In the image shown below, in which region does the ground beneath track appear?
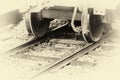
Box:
[0,18,120,80]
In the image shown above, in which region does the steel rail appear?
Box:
[30,31,113,80]
[0,36,49,56]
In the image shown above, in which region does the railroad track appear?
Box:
[1,25,113,80]
[30,31,112,80]
[1,25,82,55]
[0,28,56,56]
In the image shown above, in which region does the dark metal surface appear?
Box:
[25,12,52,38]
[42,9,81,20]
[85,15,105,42]
[41,6,93,20]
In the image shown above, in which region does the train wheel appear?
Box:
[25,12,51,38]
[85,15,105,42]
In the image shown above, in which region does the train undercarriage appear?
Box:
[25,1,115,43]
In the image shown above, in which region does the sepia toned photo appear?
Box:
[0,0,120,80]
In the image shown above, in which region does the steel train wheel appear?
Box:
[85,15,105,42]
[25,12,51,38]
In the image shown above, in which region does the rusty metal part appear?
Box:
[41,6,82,20]
[25,12,51,38]
[40,6,93,20]
[86,15,104,42]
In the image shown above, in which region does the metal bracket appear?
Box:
[93,8,105,15]
[81,0,89,42]
[71,6,81,33]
